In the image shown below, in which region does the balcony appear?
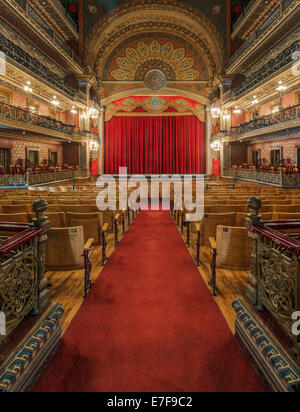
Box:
[35,0,79,35]
[233,40,300,98]
[0,33,76,97]
[228,104,300,141]
[232,0,260,38]
[0,102,98,142]
[1,0,82,72]
[227,0,299,73]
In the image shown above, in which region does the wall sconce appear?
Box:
[210,140,222,151]
[52,96,59,106]
[233,108,241,114]
[89,108,99,119]
[89,141,99,151]
[24,81,32,93]
[71,106,77,114]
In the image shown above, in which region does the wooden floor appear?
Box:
[47,212,246,336]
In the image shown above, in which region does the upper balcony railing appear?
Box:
[0,33,76,97]
[13,0,81,67]
[230,104,300,138]
[0,102,99,141]
[232,0,257,33]
[49,0,78,32]
[0,102,76,134]
[227,0,295,69]
[233,39,300,97]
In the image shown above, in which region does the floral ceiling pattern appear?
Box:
[111,40,200,82]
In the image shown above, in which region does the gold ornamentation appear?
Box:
[0,240,38,346]
[105,96,205,122]
[111,41,200,81]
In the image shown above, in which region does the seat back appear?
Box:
[272,205,300,213]
[236,212,273,227]
[214,204,243,213]
[2,204,29,214]
[29,211,66,228]
[216,226,250,270]
[0,213,29,223]
[66,212,103,244]
[201,213,236,246]
[46,226,85,270]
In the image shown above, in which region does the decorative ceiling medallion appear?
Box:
[111,41,200,82]
[144,70,167,91]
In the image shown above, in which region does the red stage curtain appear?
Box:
[105,115,206,174]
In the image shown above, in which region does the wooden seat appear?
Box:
[29,211,66,228]
[272,205,300,213]
[273,212,300,220]
[214,204,243,213]
[214,226,250,270]
[65,212,104,245]
[60,204,96,213]
[46,226,86,270]
[2,204,29,214]
[236,212,273,227]
[197,212,236,247]
[0,213,29,223]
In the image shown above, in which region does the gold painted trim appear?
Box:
[115,112,194,117]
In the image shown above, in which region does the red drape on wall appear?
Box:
[105,115,206,174]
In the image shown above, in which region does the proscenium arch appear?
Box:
[100,87,210,107]
[85,0,225,81]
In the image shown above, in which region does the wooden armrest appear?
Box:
[209,237,216,249]
[102,223,108,233]
[114,213,120,221]
[195,223,201,232]
[84,238,94,250]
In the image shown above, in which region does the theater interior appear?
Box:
[0,0,300,394]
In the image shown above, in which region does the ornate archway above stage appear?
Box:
[104,96,206,123]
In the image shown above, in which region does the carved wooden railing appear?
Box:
[0,200,51,347]
[231,104,300,137]
[246,197,300,361]
[0,102,76,135]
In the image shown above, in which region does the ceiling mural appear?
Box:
[110,40,201,82]
[85,1,225,83]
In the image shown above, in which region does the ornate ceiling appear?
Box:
[84,0,225,93]
[110,40,202,82]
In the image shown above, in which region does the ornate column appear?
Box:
[99,106,105,176]
[245,196,262,307]
[206,105,212,176]
[32,199,51,314]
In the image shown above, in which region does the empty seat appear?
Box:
[214,204,243,213]
[66,212,104,245]
[0,213,29,223]
[29,211,66,228]
[46,226,85,270]
[2,204,29,214]
[198,213,236,246]
[215,226,250,270]
[272,205,300,213]
[236,212,273,227]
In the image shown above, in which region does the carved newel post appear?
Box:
[32,199,51,314]
[245,196,262,307]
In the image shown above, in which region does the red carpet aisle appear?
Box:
[33,212,264,392]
